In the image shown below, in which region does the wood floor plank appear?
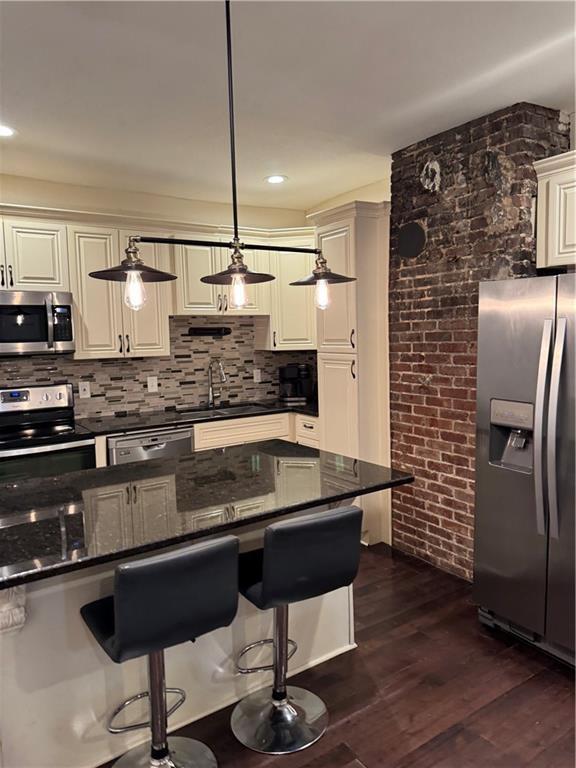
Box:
[99,545,574,768]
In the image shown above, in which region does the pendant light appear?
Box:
[91,0,354,311]
[89,239,176,311]
[290,254,355,310]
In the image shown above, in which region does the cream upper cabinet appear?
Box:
[119,232,171,357]
[68,225,123,359]
[2,218,70,291]
[318,353,359,458]
[172,238,224,315]
[254,238,316,350]
[315,221,357,354]
[535,151,576,268]
[131,475,178,544]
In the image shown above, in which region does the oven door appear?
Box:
[0,439,96,482]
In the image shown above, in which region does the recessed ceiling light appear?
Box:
[266,175,288,185]
[0,125,16,138]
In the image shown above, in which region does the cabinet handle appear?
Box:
[133,485,137,503]
[273,331,277,348]
[118,334,123,354]
[223,294,228,312]
[351,360,356,379]
[8,265,13,287]
[217,294,222,312]
[303,423,314,430]
[350,328,356,349]
[126,334,131,354]
[0,265,4,287]
[126,486,130,504]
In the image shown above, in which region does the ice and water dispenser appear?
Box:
[489,399,534,473]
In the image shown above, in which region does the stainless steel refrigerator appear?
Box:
[474,274,575,664]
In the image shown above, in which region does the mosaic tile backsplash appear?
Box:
[0,316,317,418]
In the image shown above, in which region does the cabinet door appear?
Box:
[120,233,171,357]
[68,225,123,359]
[276,458,321,506]
[194,413,291,450]
[3,218,69,291]
[318,353,359,457]
[269,250,316,350]
[173,239,224,315]
[82,484,132,555]
[316,223,357,354]
[222,247,271,316]
[131,475,178,544]
[538,168,576,268]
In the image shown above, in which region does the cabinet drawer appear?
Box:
[295,414,320,447]
[194,414,291,451]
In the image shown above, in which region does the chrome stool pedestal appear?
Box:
[231,605,328,754]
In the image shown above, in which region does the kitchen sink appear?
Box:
[213,404,267,416]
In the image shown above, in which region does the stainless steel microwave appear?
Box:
[0,291,75,355]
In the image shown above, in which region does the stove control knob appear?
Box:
[42,393,51,401]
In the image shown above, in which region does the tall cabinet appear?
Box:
[309,202,391,544]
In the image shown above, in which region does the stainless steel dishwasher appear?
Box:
[107,427,194,465]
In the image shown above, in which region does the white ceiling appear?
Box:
[0,1,574,210]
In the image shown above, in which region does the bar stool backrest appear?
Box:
[111,536,239,661]
[261,506,363,607]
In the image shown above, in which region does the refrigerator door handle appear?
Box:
[534,319,553,536]
[546,317,567,540]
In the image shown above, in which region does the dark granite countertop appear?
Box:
[78,401,319,436]
[0,440,412,589]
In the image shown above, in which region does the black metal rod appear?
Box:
[225,0,239,242]
[137,235,320,255]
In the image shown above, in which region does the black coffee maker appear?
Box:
[278,364,315,405]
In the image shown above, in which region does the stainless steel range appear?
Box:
[0,384,95,481]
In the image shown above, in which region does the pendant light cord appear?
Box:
[225,0,240,243]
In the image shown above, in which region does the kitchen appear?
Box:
[0,2,575,768]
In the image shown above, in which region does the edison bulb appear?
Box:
[314,279,330,310]
[230,274,248,309]
[124,271,146,311]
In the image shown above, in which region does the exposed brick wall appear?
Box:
[389,103,570,580]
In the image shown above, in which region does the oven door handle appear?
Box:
[45,294,55,349]
[0,439,95,458]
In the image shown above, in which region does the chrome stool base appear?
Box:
[108,688,186,734]
[230,685,328,755]
[111,737,217,768]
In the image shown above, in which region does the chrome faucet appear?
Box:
[208,358,227,408]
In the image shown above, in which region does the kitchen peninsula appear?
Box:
[0,440,412,768]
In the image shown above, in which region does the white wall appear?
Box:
[0,174,307,229]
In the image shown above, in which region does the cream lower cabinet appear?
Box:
[131,475,178,543]
[275,457,321,506]
[194,413,291,451]
[2,218,70,292]
[68,225,171,359]
[318,354,359,458]
[294,414,320,448]
[535,150,576,268]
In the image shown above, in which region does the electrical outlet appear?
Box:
[253,368,262,383]
[147,376,159,393]
[78,381,91,399]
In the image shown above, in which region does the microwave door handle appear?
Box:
[547,317,566,540]
[534,319,553,536]
[45,294,55,349]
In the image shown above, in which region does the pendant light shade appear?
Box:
[200,248,274,286]
[89,240,176,311]
[290,254,356,310]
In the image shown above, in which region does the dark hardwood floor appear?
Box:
[102,545,575,768]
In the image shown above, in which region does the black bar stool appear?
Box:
[230,506,363,755]
[81,536,239,768]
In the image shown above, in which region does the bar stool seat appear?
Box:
[82,536,239,768]
[230,506,363,755]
